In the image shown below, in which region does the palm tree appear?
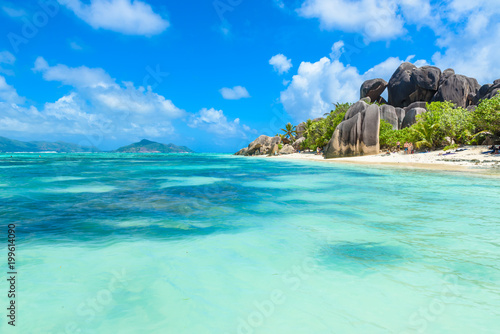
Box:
[413,121,439,149]
[302,119,313,138]
[281,123,297,141]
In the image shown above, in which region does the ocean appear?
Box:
[0,153,499,333]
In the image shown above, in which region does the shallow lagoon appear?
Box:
[0,153,499,333]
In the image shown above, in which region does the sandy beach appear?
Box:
[260,145,500,174]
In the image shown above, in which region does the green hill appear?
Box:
[114,139,194,153]
[0,136,99,153]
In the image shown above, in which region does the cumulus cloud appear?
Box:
[280,42,425,121]
[219,86,250,100]
[34,57,116,89]
[58,0,169,36]
[431,1,500,83]
[0,58,185,143]
[296,0,500,82]
[269,54,293,74]
[0,76,24,104]
[188,108,254,138]
[297,0,406,41]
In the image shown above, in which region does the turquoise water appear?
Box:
[0,153,499,334]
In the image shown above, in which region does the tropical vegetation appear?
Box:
[380,92,500,150]
[281,91,499,153]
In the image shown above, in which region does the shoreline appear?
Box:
[251,145,500,176]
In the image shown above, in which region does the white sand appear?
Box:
[257,145,500,174]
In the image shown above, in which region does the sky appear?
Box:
[0,0,499,152]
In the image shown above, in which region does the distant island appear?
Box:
[114,139,194,153]
[0,136,99,153]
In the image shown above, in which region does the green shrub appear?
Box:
[379,121,415,148]
[443,144,459,151]
[302,102,350,150]
[473,92,500,135]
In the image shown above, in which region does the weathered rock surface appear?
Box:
[324,102,380,158]
[404,101,427,112]
[388,63,443,107]
[238,135,281,156]
[360,78,387,102]
[296,122,306,138]
[388,62,417,107]
[475,80,500,103]
[279,144,295,155]
[409,66,441,102]
[402,107,426,129]
[293,137,305,150]
[433,74,480,108]
[344,100,370,120]
[380,105,398,130]
[235,147,248,156]
[395,107,405,130]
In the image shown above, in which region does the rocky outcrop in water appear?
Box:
[235,135,284,156]
[324,100,380,158]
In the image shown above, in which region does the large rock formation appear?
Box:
[236,64,500,158]
[388,63,442,107]
[296,122,306,138]
[410,66,441,102]
[433,74,480,108]
[380,105,398,130]
[395,107,405,130]
[388,62,417,107]
[293,137,305,150]
[235,135,281,156]
[360,78,387,103]
[475,79,500,104]
[324,101,380,158]
[402,107,427,129]
[279,144,295,155]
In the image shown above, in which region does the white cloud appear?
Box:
[219,86,250,100]
[33,57,116,89]
[188,108,254,138]
[269,54,293,74]
[297,0,406,41]
[431,1,500,83]
[0,51,15,65]
[296,0,500,83]
[0,58,185,141]
[280,42,425,121]
[58,0,169,36]
[0,76,24,104]
[274,0,285,9]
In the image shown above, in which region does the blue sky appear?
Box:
[0,0,499,152]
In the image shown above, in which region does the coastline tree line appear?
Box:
[281,92,500,152]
